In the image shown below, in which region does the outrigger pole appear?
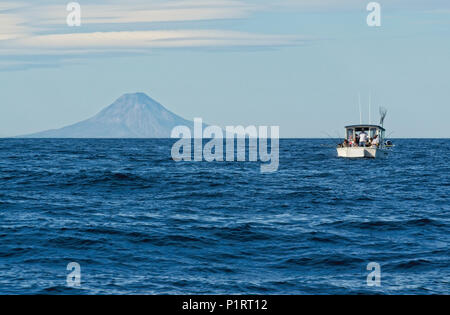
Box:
[358,93,362,124]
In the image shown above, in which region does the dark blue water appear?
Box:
[0,139,448,294]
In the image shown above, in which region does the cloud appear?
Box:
[30,0,257,25]
[249,0,450,12]
[6,30,302,54]
[0,2,26,11]
[0,0,304,61]
[0,13,30,41]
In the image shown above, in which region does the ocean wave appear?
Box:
[0,138,449,294]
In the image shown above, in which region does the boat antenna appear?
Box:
[379,106,388,127]
[369,92,372,125]
[358,93,362,124]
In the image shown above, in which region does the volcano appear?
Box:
[23,93,193,138]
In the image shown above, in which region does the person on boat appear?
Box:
[371,135,380,147]
[359,130,368,147]
[342,139,349,147]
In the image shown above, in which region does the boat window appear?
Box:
[370,128,377,138]
[346,129,354,139]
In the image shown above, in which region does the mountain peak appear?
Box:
[109,92,162,110]
[22,92,192,138]
[117,92,153,103]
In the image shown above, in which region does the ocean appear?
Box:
[0,139,448,294]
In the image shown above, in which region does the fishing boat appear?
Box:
[336,107,389,159]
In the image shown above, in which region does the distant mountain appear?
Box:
[22,93,194,138]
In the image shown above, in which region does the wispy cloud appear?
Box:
[259,0,450,11]
[2,0,447,58]
[0,2,26,11]
[0,0,306,68]
[31,0,257,25]
[0,13,30,41]
[11,30,301,52]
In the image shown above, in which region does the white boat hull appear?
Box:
[336,147,387,158]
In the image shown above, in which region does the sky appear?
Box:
[0,0,449,138]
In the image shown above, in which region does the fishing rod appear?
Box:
[321,131,341,147]
[334,130,344,141]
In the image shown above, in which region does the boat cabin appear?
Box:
[345,124,385,142]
